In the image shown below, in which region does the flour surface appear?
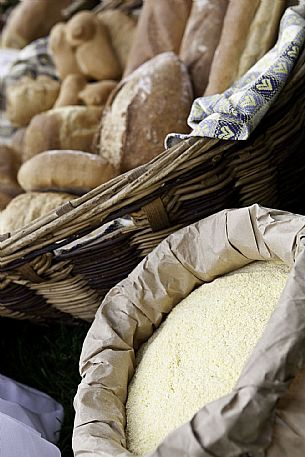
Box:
[126,261,290,455]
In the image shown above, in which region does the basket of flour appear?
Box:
[126,260,290,455]
[73,204,305,457]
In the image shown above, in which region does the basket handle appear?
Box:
[142,197,170,232]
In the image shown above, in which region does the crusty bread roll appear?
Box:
[79,80,117,106]
[205,0,260,95]
[10,128,26,163]
[66,10,95,47]
[0,192,74,235]
[18,150,119,195]
[66,11,121,81]
[237,0,285,78]
[2,0,72,49]
[54,74,87,108]
[99,52,192,172]
[180,0,228,97]
[98,10,137,71]
[124,0,192,76]
[0,145,22,197]
[49,23,83,80]
[23,106,103,161]
[6,76,60,127]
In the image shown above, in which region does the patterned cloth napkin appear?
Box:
[166,4,305,148]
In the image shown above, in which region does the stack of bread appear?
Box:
[0,6,138,234]
[0,0,287,235]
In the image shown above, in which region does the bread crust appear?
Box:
[6,76,60,127]
[2,0,71,49]
[18,150,118,194]
[237,0,285,78]
[205,0,260,95]
[0,192,74,234]
[124,0,192,76]
[23,106,103,161]
[98,10,137,71]
[180,0,228,97]
[99,52,193,172]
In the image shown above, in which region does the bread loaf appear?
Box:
[98,10,137,71]
[0,192,74,234]
[180,0,228,97]
[66,11,121,81]
[6,75,60,127]
[126,261,289,455]
[124,0,192,76]
[205,0,260,95]
[0,145,22,197]
[99,52,192,172]
[54,74,87,108]
[2,0,71,49]
[49,23,83,80]
[18,150,119,195]
[10,128,26,162]
[237,0,285,78]
[79,80,117,106]
[23,106,103,161]
[0,144,23,210]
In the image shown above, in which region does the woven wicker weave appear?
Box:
[1,44,305,322]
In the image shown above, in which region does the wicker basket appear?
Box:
[1,44,305,322]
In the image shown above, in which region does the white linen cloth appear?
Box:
[0,373,63,457]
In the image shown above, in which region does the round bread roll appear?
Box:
[99,52,193,172]
[10,128,27,163]
[18,150,119,195]
[23,106,103,161]
[54,74,87,108]
[49,22,83,80]
[0,145,22,197]
[79,80,117,106]
[6,75,60,127]
[66,11,121,81]
[66,11,95,47]
[126,261,290,455]
[0,192,74,235]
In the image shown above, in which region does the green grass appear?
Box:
[0,317,90,457]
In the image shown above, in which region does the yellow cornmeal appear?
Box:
[126,261,290,455]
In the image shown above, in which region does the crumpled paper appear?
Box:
[166,3,305,147]
[73,204,305,456]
